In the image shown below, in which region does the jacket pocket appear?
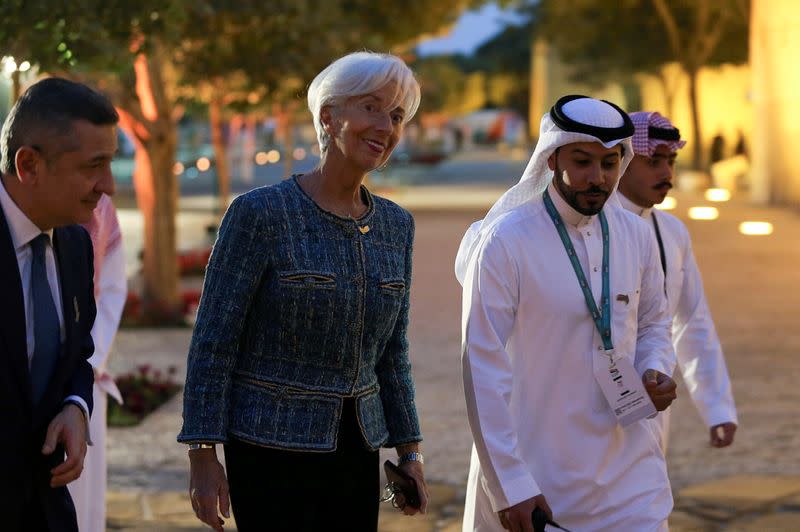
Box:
[278,271,336,289]
[356,388,389,450]
[273,270,344,368]
[228,377,341,450]
[379,279,406,295]
[374,278,406,339]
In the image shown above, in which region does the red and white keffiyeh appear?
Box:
[82,194,122,297]
[630,111,686,157]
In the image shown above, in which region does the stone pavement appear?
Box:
[105,187,800,530]
[106,476,800,531]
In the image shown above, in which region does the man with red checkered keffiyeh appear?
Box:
[615,111,738,453]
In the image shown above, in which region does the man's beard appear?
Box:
[553,166,610,216]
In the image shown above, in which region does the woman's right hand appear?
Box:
[189,448,231,532]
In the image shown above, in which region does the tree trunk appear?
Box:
[116,48,182,323]
[529,37,549,142]
[273,101,298,178]
[243,115,257,184]
[656,68,677,119]
[209,96,231,219]
[132,124,181,322]
[11,69,21,102]
[687,68,703,170]
[283,114,294,178]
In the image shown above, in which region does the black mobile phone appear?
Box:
[532,507,573,532]
[383,460,421,509]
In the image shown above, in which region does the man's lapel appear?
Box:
[0,208,32,401]
[53,227,80,359]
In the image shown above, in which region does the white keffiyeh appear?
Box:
[455,97,636,284]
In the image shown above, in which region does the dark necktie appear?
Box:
[29,234,61,404]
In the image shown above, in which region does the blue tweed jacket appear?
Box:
[178,176,421,451]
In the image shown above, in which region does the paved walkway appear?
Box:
[105,187,800,530]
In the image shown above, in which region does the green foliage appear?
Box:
[471,21,533,75]
[411,8,534,118]
[533,0,750,168]
[534,0,669,87]
[413,55,470,114]
[0,1,471,110]
[0,1,189,74]
[166,0,473,117]
[533,0,749,87]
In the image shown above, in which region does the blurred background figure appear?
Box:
[69,193,127,531]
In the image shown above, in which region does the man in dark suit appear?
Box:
[0,78,118,531]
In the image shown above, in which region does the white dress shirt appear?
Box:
[69,225,126,532]
[0,179,91,419]
[460,183,675,532]
[616,192,737,447]
[88,243,126,370]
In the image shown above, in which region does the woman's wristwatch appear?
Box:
[398,451,424,464]
[187,442,216,452]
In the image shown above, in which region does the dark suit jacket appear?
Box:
[0,208,96,531]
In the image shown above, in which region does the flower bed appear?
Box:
[178,248,212,276]
[122,290,202,326]
[120,246,209,327]
[107,364,182,427]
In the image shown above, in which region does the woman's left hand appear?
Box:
[398,460,429,515]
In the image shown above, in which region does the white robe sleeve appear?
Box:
[633,226,676,377]
[461,230,541,513]
[672,228,737,427]
[88,244,127,376]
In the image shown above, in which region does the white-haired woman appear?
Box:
[179,51,428,531]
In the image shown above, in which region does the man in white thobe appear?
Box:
[68,194,127,532]
[615,111,737,452]
[456,96,677,532]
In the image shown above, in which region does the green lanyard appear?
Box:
[543,188,613,353]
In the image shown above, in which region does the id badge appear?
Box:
[594,353,657,427]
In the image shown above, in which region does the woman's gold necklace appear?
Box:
[303,172,367,218]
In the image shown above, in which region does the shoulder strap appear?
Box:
[651,211,667,293]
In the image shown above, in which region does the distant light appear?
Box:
[654,197,677,210]
[255,151,269,165]
[739,221,773,236]
[293,147,306,160]
[310,144,321,157]
[688,206,719,220]
[19,61,31,72]
[196,157,211,172]
[267,150,281,163]
[705,188,731,202]
[2,57,17,75]
[185,167,199,179]
[173,162,185,175]
[247,92,260,104]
